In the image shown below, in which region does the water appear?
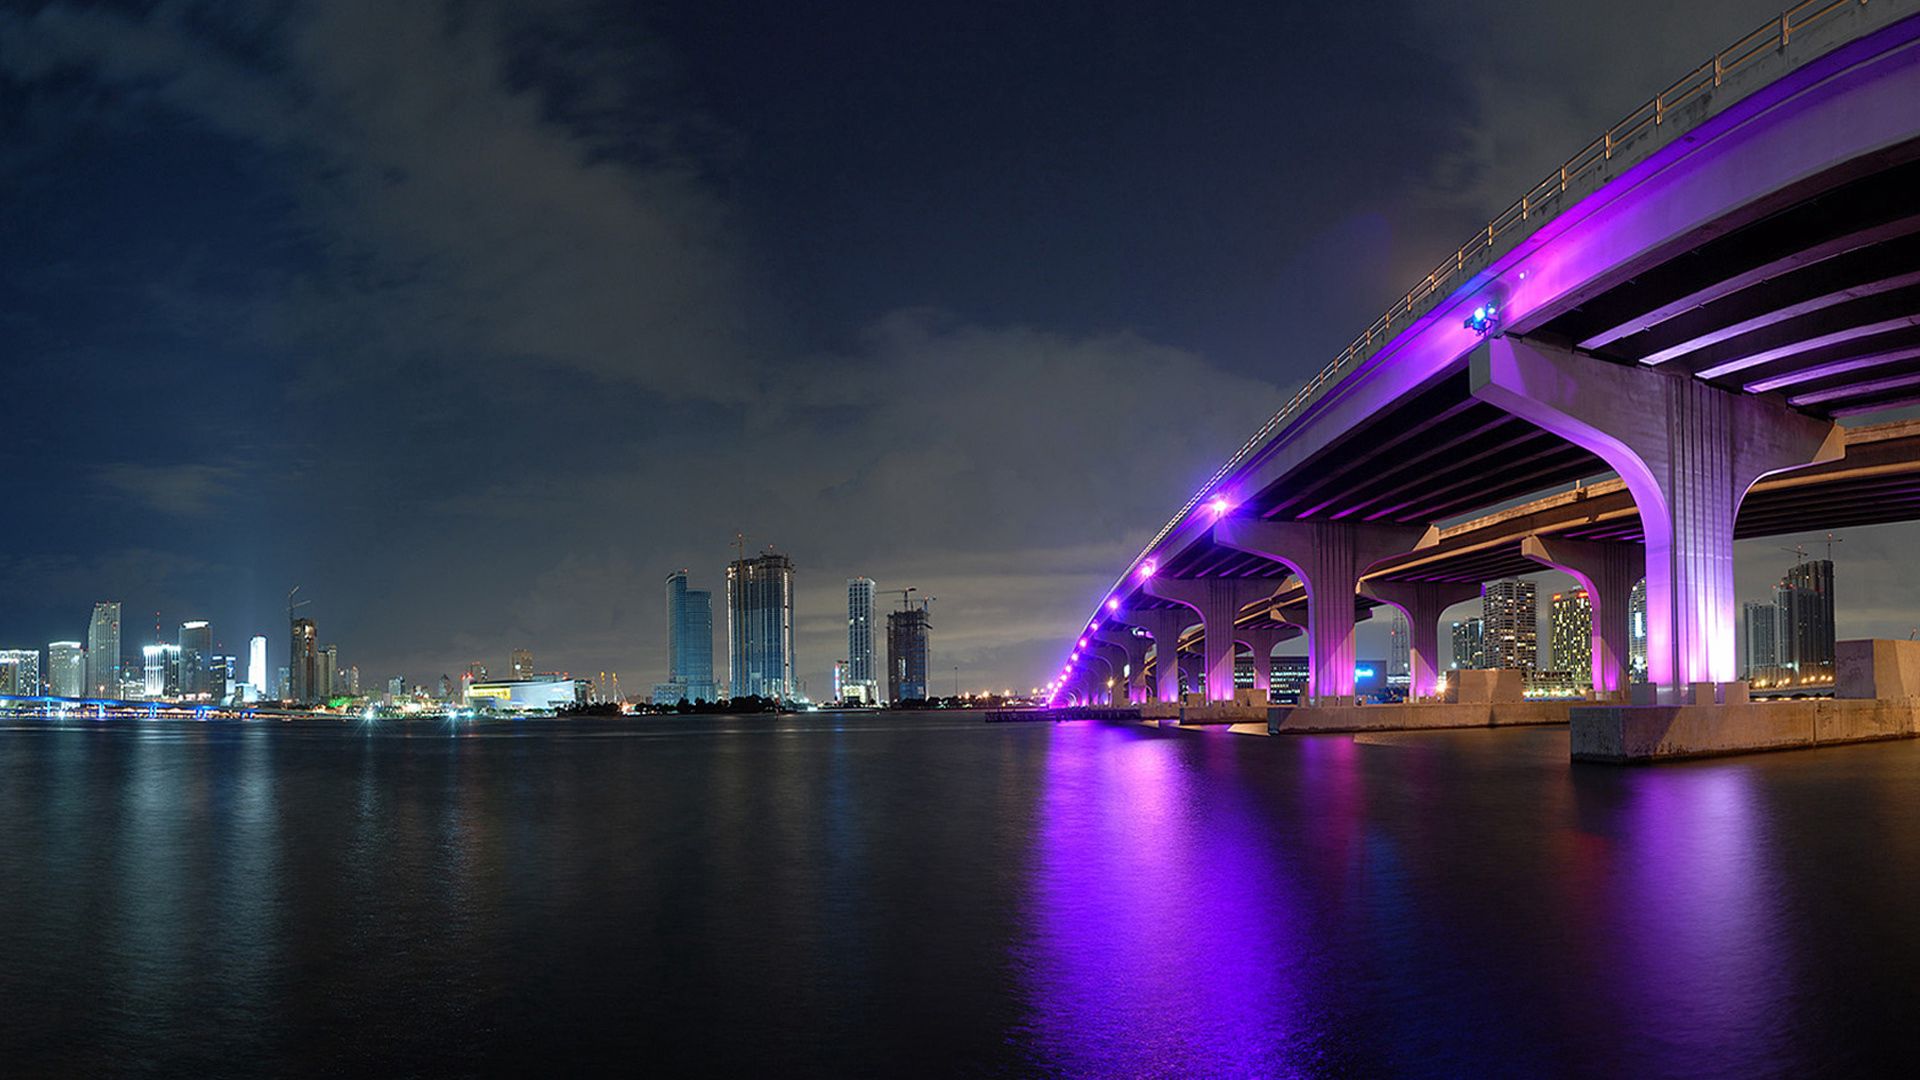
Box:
[1,714,1917,1077]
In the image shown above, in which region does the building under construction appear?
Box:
[887,606,931,702]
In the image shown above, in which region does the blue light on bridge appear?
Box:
[1463,301,1500,335]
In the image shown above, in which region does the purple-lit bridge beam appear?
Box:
[1521,535,1643,695]
[1356,580,1483,700]
[1141,577,1282,703]
[1094,629,1150,703]
[1087,642,1131,705]
[1214,519,1425,704]
[1472,337,1842,695]
[1233,625,1296,698]
[1112,605,1193,704]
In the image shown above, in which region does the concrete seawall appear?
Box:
[1268,701,1572,734]
[1571,698,1920,762]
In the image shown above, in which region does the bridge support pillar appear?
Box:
[1357,580,1484,699]
[1095,630,1151,704]
[1522,534,1643,694]
[1142,578,1284,703]
[1115,606,1193,703]
[1234,625,1295,697]
[1473,337,1841,698]
[1088,642,1131,705]
[1215,519,1425,703]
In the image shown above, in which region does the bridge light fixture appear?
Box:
[1139,560,1157,580]
[1463,301,1500,335]
[1208,494,1233,516]
[1106,597,1120,612]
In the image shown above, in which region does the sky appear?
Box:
[5,0,1905,695]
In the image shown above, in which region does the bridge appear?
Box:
[1051,0,1920,755]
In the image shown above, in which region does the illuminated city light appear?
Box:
[1106,597,1120,612]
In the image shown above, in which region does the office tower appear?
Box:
[347,665,360,696]
[665,570,716,702]
[0,649,40,695]
[1387,611,1410,678]
[1482,579,1538,670]
[87,601,122,698]
[290,618,317,704]
[511,649,534,680]
[1549,589,1592,685]
[1742,601,1779,678]
[886,606,932,702]
[726,550,796,701]
[1450,617,1486,670]
[248,635,268,698]
[209,655,232,704]
[143,644,179,699]
[319,644,338,701]
[847,577,877,701]
[48,641,85,698]
[178,620,212,698]
[276,667,290,701]
[1629,578,1648,682]
[1775,558,1836,678]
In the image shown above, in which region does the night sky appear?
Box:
[5,0,1908,695]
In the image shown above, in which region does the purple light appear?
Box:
[1139,560,1157,580]
[1077,637,1087,648]
[1106,597,1120,612]
[1208,494,1233,516]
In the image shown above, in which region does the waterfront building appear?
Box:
[511,649,533,680]
[248,635,268,698]
[142,643,180,699]
[179,620,212,699]
[1387,611,1410,678]
[1742,601,1780,678]
[466,676,589,712]
[1482,579,1538,670]
[727,550,796,701]
[1549,589,1592,687]
[0,649,40,695]
[290,618,317,704]
[664,570,716,702]
[210,655,233,704]
[88,601,122,698]
[319,644,338,701]
[846,577,878,702]
[48,641,85,698]
[886,607,931,702]
[1776,558,1836,678]
[1449,617,1486,670]
[1629,579,1648,682]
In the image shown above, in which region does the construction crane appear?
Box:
[1780,533,1843,563]
[884,587,934,612]
[287,585,311,624]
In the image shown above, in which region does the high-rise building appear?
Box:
[1450,618,1486,670]
[87,601,122,698]
[664,571,716,702]
[290,618,317,704]
[846,577,878,702]
[1482,579,1538,670]
[319,644,338,702]
[0,649,40,695]
[178,620,212,698]
[48,641,85,698]
[1549,589,1592,686]
[886,606,932,702]
[1387,611,1410,678]
[248,635,268,698]
[1742,601,1779,678]
[1629,578,1648,682]
[209,655,233,704]
[1776,558,1836,678]
[142,643,180,699]
[511,648,534,680]
[727,551,796,701]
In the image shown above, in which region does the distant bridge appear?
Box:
[1058,0,1920,707]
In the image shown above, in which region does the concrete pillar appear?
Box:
[1115,606,1193,703]
[1233,625,1296,696]
[1095,629,1150,703]
[1357,580,1483,700]
[1178,652,1203,699]
[1521,534,1643,694]
[1214,519,1425,703]
[1088,642,1130,705]
[1141,577,1282,703]
[1473,337,1841,695]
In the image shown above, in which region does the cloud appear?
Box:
[94,463,243,517]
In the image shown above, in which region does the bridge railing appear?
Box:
[1116,0,1890,582]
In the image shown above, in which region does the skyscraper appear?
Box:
[1549,589,1592,685]
[48,641,85,698]
[664,570,716,702]
[179,620,212,698]
[87,601,122,698]
[727,550,796,701]
[1482,579,1538,671]
[290,618,317,704]
[143,643,180,699]
[1776,558,1836,678]
[886,606,932,702]
[1742,601,1779,678]
[847,577,877,702]
[319,644,338,701]
[248,635,268,698]
[1387,611,1410,678]
[511,648,534,680]
[1629,578,1648,682]
[1450,618,1486,670]
[0,649,40,695]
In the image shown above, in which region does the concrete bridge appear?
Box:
[1054,0,1920,754]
